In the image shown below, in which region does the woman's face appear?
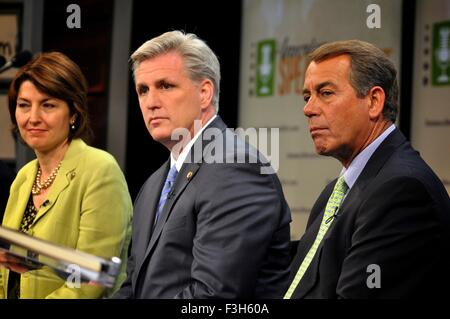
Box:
[15,80,75,154]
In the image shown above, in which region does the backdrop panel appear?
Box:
[239,0,402,238]
[411,0,450,195]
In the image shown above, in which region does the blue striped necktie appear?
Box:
[154,165,178,225]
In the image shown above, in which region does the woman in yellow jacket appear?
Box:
[0,52,132,299]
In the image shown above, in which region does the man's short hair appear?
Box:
[308,40,398,122]
[130,30,221,112]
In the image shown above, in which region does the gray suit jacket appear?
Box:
[114,116,291,298]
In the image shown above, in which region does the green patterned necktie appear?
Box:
[284,175,348,299]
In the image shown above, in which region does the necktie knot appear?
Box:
[334,174,348,196]
[166,165,178,186]
[154,165,178,225]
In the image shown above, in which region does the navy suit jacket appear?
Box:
[288,128,450,298]
[114,116,292,298]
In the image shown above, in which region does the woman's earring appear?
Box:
[70,121,75,130]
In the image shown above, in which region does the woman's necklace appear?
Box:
[31,162,62,195]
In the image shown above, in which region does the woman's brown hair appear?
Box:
[8,51,92,142]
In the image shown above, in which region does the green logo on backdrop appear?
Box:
[256,39,276,96]
[432,21,450,86]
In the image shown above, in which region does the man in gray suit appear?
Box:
[114,30,292,298]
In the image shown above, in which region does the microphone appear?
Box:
[0,50,33,73]
[168,190,176,199]
[0,55,6,68]
[325,207,341,224]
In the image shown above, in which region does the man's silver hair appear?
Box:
[130,30,221,112]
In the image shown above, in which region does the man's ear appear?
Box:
[199,79,214,110]
[367,86,386,120]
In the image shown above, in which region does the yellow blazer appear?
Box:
[0,139,132,299]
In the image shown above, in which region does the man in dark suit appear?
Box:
[0,160,15,221]
[114,30,291,298]
[285,40,450,299]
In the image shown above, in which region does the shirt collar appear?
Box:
[341,124,396,190]
[170,115,217,171]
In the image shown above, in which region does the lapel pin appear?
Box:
[70,172,76,179]
[186,171,193,180]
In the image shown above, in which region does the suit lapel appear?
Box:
[294,128,406,298]
[140,116,227,267]
[144,162,200,257]
[291,187,330,299]
[143,163,168,243]
[336,128,406,218]
[294,247,324,299]
[350,128,406,192]
[4,166,36,230]
[32,169,72,225]
[31,140,88,226]
[132,162,168,285]
[139,161,170,248]
[3,156,77,230]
